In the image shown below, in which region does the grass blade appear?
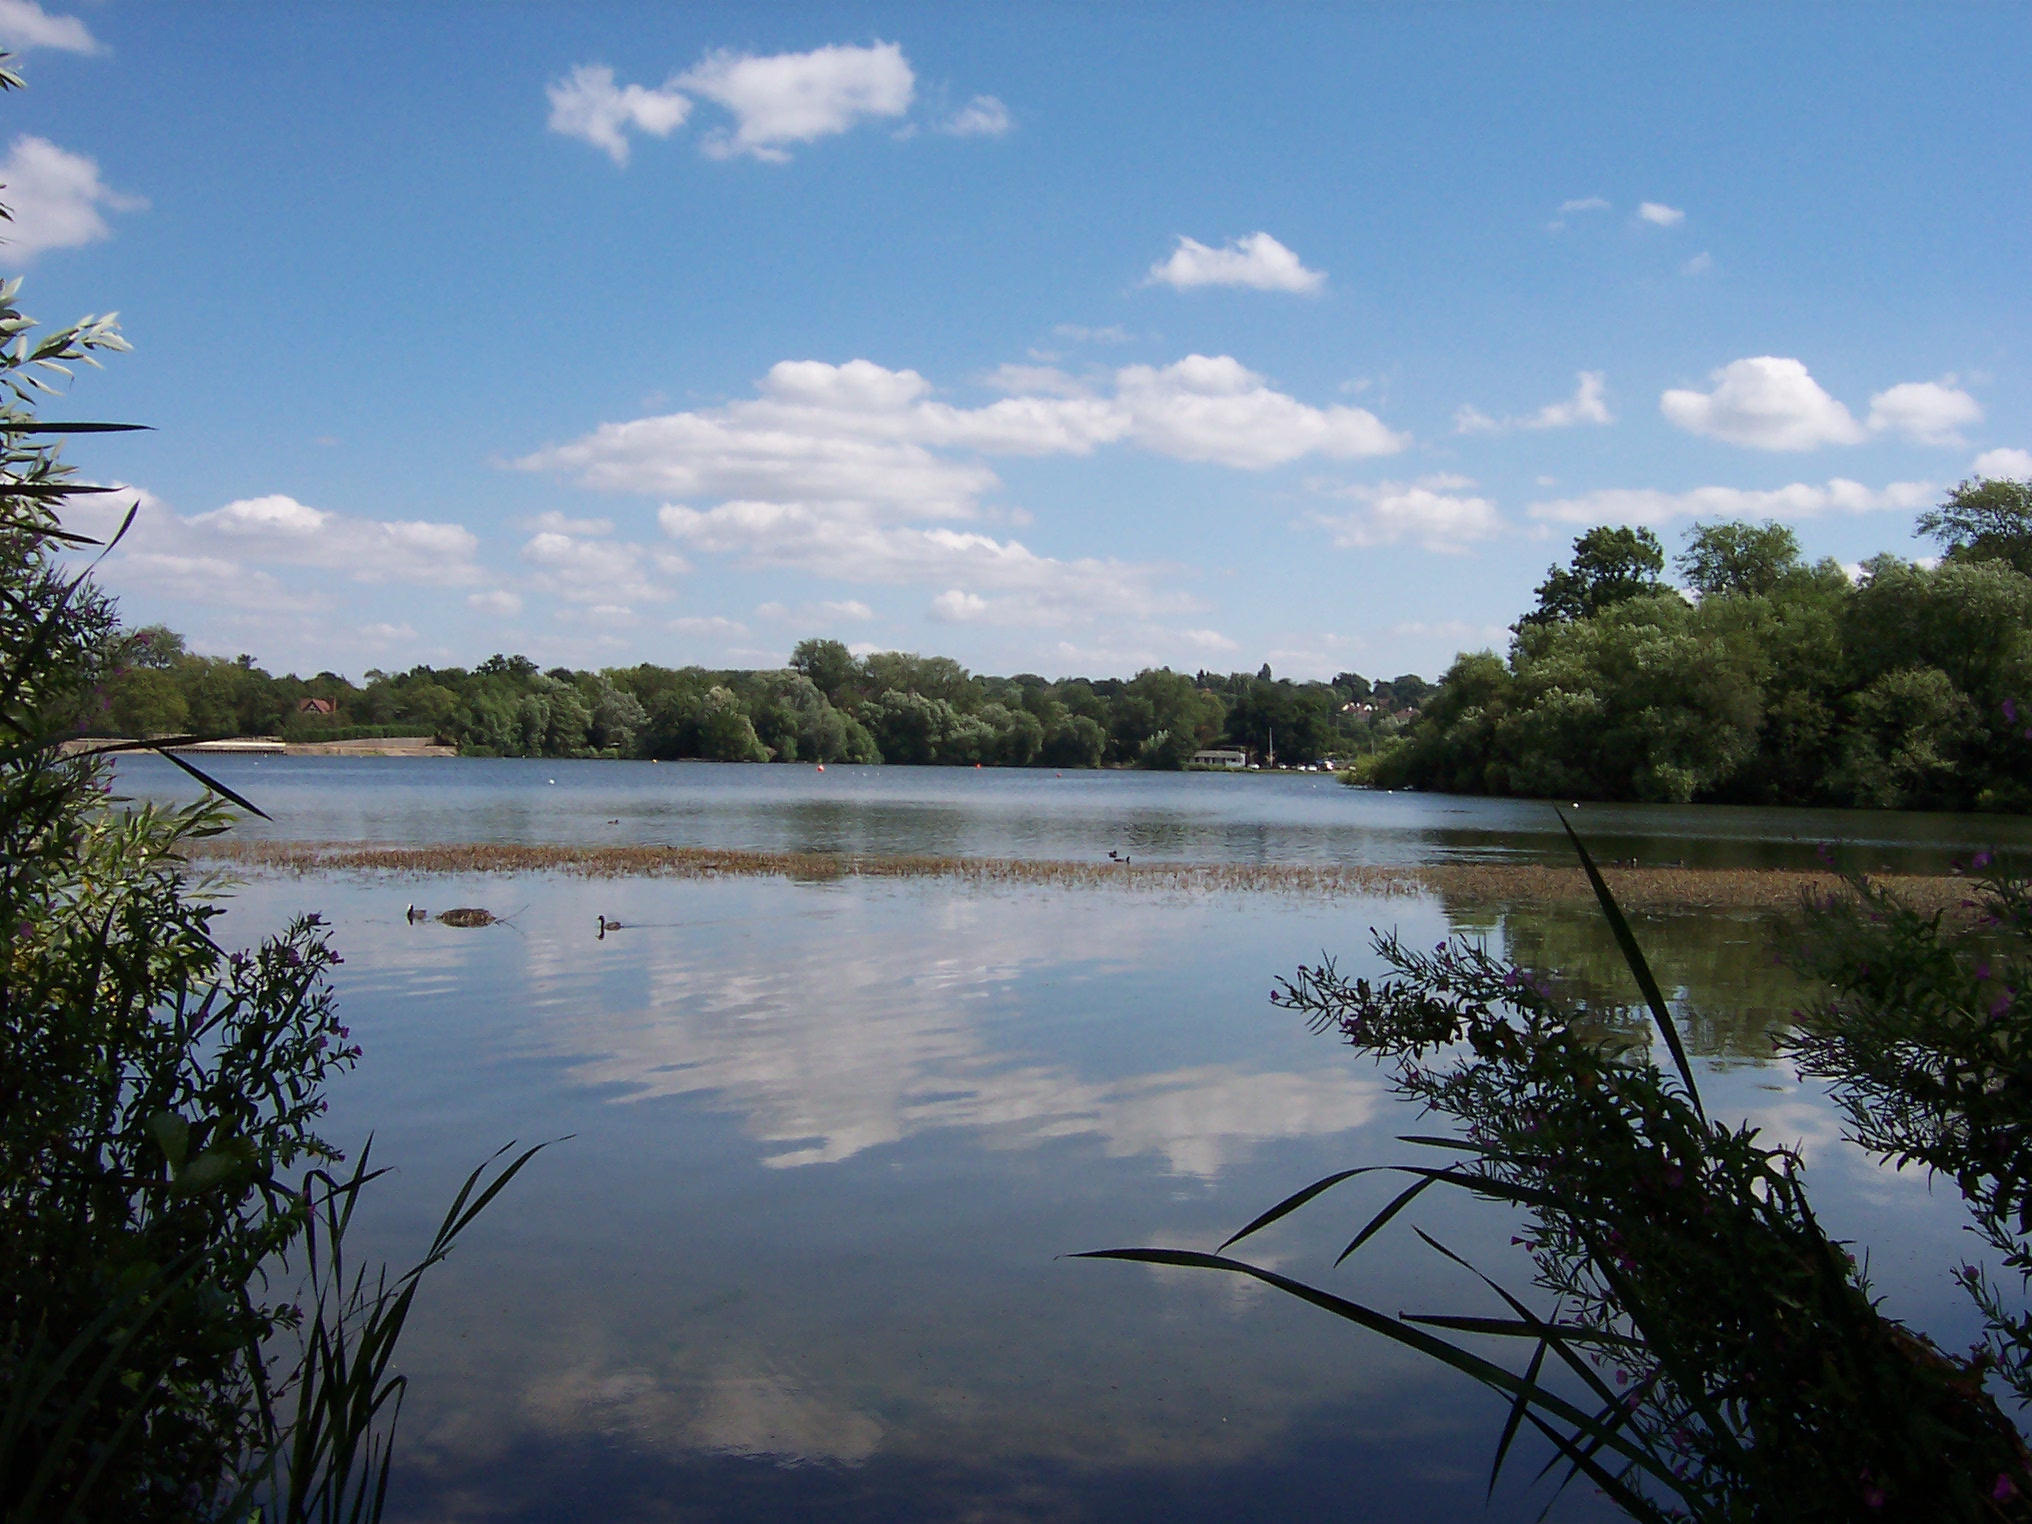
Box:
[1556,808,1703,1121]
[1217,1168,1374,1252]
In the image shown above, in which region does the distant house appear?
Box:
[1191,747,1248,770]
[296,697,338,716]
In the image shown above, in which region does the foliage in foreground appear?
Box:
[0,68,536,1518]
[1088,826,2032,1519]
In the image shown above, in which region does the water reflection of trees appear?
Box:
[1440,899,1819,1062]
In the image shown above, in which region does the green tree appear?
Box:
[1520,525,1670,627]
[1675,519,1801,598]
[1918,476,2032,578]
[103,667,189,737]
[788,637,860,701]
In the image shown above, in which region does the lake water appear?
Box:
[118,759,2022,1521]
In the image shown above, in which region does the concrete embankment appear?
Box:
[63,736,457,758]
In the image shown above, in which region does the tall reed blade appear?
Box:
[1555,808,1704,1120]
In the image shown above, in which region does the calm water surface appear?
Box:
[121,753,2032,871]
[139,761,2018,1521]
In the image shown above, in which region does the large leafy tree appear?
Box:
[1919,476,2032,578]
[1518,526,1670,628]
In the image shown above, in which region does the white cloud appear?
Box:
[186,494,481,582]
[678,42,913,162]
[468,589,524,616]
[1973,448,2032,479]
[1558,196,1610,214]
[546,64,691,165]
[0,135,144,260]
[524,509,615,535]
[1528,477,1938,527]
[523,353,1401,512]
[1683,251,1713,276]
[1114,355,1404,468]
[980,362,1085,397]
[928,588,988,622]
[1866,380,1982,446]
[670,615,746,637]
[1307,475,1503,554]
[1179,628,1237,652]
[521,529,675,608]
[60,488,484,617]
[360,621,418,643]
[0,0,96,53]
[1661,357,1866,451]
[1146,232,1325,294]
[820,599,874,620]
[525,351,1402,629]
[1638,201,1685,227]
[1455,371,1611,435]
[940,95,1010,137]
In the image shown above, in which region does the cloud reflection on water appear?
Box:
[528,888,1383,1174]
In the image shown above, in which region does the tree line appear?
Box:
[1371,479,2032,812]
[86,630,1435,769]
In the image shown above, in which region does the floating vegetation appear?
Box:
[181,839,1974,913]
[434,906,497,927]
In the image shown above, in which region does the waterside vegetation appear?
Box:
[1091,828,2032,1519]
[0,63,531,1519]
[1370,490,2032,811]
[88,632,1428,770]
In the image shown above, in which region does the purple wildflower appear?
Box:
[2006,699,2019,723]
[1994,1475,2019,1503]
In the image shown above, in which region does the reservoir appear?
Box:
[122,757,2025,1522]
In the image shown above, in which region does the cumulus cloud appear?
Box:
[0,135,144,260]
[1559,196,1610,214]
[1455,372,1611,435]
[520,528,686,611]
[1113,355,1405,468]
[1866,380,1983,446]
[185,495,481,582]
[928,588,988,622]
[468,589,524,616]
[1307,474,1503,554]
[679,42,913,161]
[1528,477,1938,527]
[820,599,874,620]
[1661,357,1866,451]
[61,488,484,618]
[1683,251,1713,276]
[1638,201,1685,227]
[1145,232,1325,294]
[548,43,914,164]
[546,64,691,165]
[1973,448,2032,479]
[939,94,1010,137]
[657,505,1188,626]
[0,0,96,53]
[524,351,1400,628]
[523,354,1401,506]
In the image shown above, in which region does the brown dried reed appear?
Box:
[180,839,1971,912]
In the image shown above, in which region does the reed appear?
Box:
[182,839,1971,912]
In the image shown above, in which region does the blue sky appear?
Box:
[9,2,2030,681]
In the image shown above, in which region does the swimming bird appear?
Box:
[1108,850,1130,865]
[598,914,622,939]
[406,903,425,923]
